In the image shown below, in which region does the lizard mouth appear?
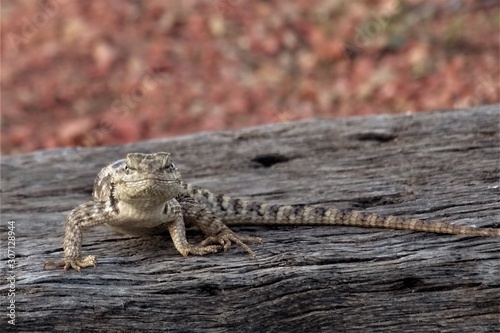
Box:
[124,178,181,184]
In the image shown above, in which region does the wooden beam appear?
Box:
[2,105,499,332]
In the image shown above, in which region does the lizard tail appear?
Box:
[184,184,500,237]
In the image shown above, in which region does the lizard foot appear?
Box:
[184,244,223,256]
[44,255,97,272]
[200,230,262,258]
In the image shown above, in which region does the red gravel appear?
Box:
[1,0,498,155]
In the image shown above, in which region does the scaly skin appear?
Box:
[45,152,499,271]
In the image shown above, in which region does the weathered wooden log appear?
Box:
[1,105,499,332]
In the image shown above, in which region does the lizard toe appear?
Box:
[44,255,97,271]
[188,244,222,256]
[202,231,261,258]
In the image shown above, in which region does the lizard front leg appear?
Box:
[166,198,222,256]
[44,201,116,271]
[178,196,262,258]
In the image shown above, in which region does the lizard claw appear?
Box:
[200,231,262,258]
[44,255,97,272]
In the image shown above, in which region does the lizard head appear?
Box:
[94,152,183,203]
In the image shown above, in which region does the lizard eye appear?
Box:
[164,163,174,172]
[124,165,130,173]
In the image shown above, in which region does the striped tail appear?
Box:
[183,183,500,237]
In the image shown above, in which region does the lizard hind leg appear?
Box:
[179,196,262,258]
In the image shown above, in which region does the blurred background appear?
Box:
[1,0,499,155]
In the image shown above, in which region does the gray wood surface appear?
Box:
[1,105,499,333]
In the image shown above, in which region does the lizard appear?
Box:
[44,152,500,271]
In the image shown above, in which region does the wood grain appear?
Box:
[1,105,499,332]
